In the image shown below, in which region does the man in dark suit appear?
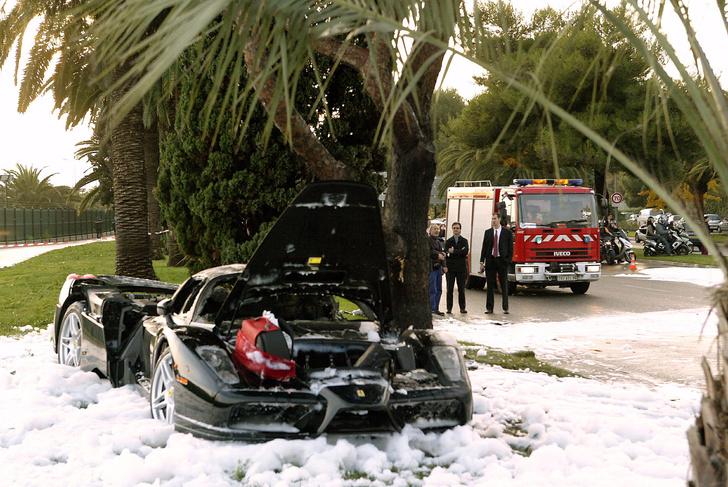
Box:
[480,214,513,314]
[445,222,469,314]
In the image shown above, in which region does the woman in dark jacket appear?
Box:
[428,224,447,315]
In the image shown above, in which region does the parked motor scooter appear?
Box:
[600,235,617,264]
[669,225,694,254]
[612,228,636,264]
[600,226,635,264]
[643,228,692,256]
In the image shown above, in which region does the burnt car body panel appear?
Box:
[52,182,473,439]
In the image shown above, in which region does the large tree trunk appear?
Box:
[594,167,606,198]
[109,77,157,279]
[691,180,709,221]
[144,120,163,260]
[247,33,444,331]
[383,142,438,330]
[688,292,727,486]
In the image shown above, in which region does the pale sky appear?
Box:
[0,0,725,187]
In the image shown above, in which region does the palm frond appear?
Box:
[17,16,59,112]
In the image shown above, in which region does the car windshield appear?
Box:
[518,193,597,228]
[706,214,720,220]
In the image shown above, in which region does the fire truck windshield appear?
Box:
[518,193,597,228]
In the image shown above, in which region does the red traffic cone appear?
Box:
[629,254,637,271]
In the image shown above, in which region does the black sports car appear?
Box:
[52,181,473,440]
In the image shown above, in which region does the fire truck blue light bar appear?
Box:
[513,179,583,186]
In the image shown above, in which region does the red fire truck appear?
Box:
[445,179,601,294]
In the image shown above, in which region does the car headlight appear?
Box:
[196,346,240,385]
[517,266,537,274]
[431,346,465,382]
[586,264,601,273]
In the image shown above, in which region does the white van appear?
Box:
[637,208,664,227]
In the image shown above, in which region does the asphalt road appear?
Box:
[441,260,711,321]
[437,260,717,387]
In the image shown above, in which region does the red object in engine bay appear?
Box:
[232,316,296,381]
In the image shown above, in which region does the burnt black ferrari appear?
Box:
[52,181,473,440]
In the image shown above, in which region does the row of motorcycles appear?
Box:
[639,219,694,256]
[599,217,694,264]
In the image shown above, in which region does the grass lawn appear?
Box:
[0,241,189,335]
[459,341,579,378]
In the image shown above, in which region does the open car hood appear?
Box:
[224,181,394,330]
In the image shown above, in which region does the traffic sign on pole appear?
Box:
[611,192,623,205]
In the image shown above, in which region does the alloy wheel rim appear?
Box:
[59,313,81,367]
[151,353,175,424]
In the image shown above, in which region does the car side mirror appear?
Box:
[157,298,173,317]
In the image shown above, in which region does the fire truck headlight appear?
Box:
[586,264,601,273]
[517,266,537,274]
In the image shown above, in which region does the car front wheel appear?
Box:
[150,350,176,424]
[58,302,85,367]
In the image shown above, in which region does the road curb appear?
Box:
[639,258,719,269]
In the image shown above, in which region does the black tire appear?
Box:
[57,301,86,367]
[677,245,690,255]
[569,282,590,295]
[643,247,655,257]
[507,281,518,295]
[465,275,485,290]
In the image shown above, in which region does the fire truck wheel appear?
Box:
[569,282,590,295]
[507,282,518,295]
[465,276,485,290]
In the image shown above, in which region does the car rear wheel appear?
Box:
[58,302,85,367]
[150,350,176,424]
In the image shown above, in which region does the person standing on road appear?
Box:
[445,222,469,314]
[480,214,513,314]
[428,224,447,316]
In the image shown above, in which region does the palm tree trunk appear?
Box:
[144,121,163,260]
[688,294,728,485]
[109,75,157,279]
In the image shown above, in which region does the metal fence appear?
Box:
[0,208,115,246]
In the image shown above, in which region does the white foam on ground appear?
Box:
[616,266,724,288]
[0,329,699,486]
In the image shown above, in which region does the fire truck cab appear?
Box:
[446,179,601,294]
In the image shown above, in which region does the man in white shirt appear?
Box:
[479,214,513,314]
